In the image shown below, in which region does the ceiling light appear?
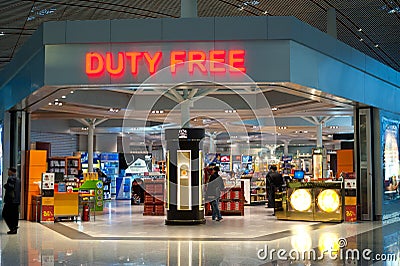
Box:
[48,102,52,106]
[358,28,362,32]
[0,32,4,36]
[58,102,63,106]
[374,44,379,48]
[70,90,74,94]
[61,95,66,99]
[303,130,308,133]
[359,38,364,42]
[278,126,287,129]
[264,11,268,14]
[328,134,333,138]
[271,107,278,111]
[109,108,120,113]
[55,98,59,102]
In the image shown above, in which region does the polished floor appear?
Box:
[1,200,399,265]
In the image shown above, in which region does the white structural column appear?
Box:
[181,99,191,127]
[74,118,108,172]
[316,122,323,148]
[181,0,197,18]
[88,120,95,172]
[327,8,337,38]
[283,140,290,155]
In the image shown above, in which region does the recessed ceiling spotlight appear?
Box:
[264,11,268,14]
[358,28,362,32]
[0,32,5,36]
[55,98,59,102]
[61,95,66,99]
[303,130,308,133]
[58,102,63,106]
[48,102,52,106]
[360,38,364,42]
[328,134,333,138]
[109,108,120,113]
[374,44,379,48]
[271,107,278,111]
[70,90,74,94]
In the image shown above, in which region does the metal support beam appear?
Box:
[181,0,197,18]
[327,8,337,38]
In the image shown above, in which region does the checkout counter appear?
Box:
[275,180,344,223]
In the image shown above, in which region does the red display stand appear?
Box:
[205,182,245,216]
[143,180,165,216]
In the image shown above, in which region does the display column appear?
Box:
[165,128,205,225]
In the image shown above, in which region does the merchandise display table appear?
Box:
[54,192,79,220]
[275,181,344,222]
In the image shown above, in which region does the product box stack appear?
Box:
[205,182,245,216]
[143,180,165,216]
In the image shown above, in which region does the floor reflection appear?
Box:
[1,209,399,265]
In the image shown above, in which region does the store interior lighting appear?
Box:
[151,110,164,114]
[109,108,120,113]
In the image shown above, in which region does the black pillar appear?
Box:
[165,128,205,225]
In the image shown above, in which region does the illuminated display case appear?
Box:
[177,150,191,211]
[312,148,323,179]
[276,181,344,222]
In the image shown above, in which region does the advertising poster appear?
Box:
[383,123,400,201]
[41,173,55,221]
[120,153,152,174]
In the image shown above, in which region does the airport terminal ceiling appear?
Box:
[26,82,356,149]
[0,0,399,72]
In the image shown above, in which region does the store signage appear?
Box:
[85,49,246,77]
[178,129,188,139]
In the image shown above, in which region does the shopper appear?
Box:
[3,167,21,234]
[206,166,225,221]
[96,168,107,182]
[266,165,284,214]
[203,162,215,184]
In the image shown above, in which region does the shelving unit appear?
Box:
[48,156,81,176]
[143,179,165,216]
[205,181,245,216]
[100,153,119,196]
[250,172,267,205]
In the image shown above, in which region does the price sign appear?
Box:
[41,205,54,222]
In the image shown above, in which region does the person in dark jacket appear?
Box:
[266,165,283,212]
[3,167,21,234]
[206,166,225,221]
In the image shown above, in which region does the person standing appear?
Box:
[206,166,225,221]
[3,167,21,234]
[266,165,283,214]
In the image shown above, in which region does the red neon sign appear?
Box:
[85,49,246,77]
